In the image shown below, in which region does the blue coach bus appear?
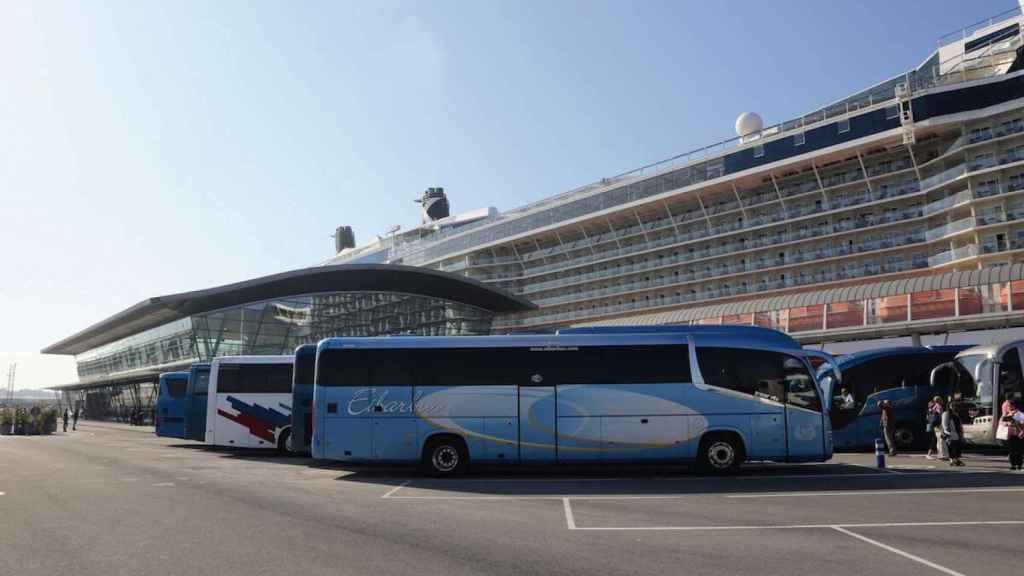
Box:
[155,371,189,439]
[288,344,316,454]
[819,346,969,450]
[184,363,210,441]
[312,328,836,475]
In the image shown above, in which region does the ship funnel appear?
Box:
[416,187,450,223]
[334,226,355,253]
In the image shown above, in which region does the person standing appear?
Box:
[932,397,949,460]
[925,396,942,459]
[879,399,897,456]
[62,408,69,433]
[72,407,80,431]
[942,401,965,467]
[1003,399,1024,471]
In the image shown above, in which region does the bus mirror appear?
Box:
[801,350,840,403]
[929,362,958,389]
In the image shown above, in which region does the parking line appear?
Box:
[840,462,902,474]
[726,487,1024,498]
[563,498,576,529]
[831,526,965,576]
[567,519,1024,531]
[381,480,412,499]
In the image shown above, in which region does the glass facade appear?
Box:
[75,291,495,382]
[190,291,492,360]
[75,318,196,381]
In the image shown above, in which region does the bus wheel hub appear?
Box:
[433,446,459,471]
[708,442,735,467]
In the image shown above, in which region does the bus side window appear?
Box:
[696,347,783,402]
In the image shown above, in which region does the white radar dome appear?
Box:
[735,112,764,137]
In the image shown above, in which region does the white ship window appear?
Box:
[794,132,805,146]
[838,118,850,134]
[754,144,765,158]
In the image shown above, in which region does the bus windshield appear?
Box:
[954,354,991,406]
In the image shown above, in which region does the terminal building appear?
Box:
[43,265,532,419]
[46,7,1024,415]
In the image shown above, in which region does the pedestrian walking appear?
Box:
[925,396,942,459]
[942,401,965,467]
[72,407,80,431]
[1001,398,1024,471]
[879,399,897,456]
[62,408,69,433]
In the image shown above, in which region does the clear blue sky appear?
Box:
[0,0,1013,387]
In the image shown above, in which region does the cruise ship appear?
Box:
[326,7,1024,348]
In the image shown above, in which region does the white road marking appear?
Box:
[832,525,966,576]
[120,478,139,482]
[726,487,1024,498]
[381,480,412,499]
[568,520,1024,531]
[563,498,576,530]
[889,465,936,470]
[0,491,5,496]
[152,482,175,487]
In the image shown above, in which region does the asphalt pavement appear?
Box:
[2,423,1024,576]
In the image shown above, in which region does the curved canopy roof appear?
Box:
[43,264,535,355]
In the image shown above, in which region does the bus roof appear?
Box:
[159,371,190,381]
[210,355,294,366]
[558,325,798,347]
[318,330,801,352]
[832,345,970,369]
[294,344,317,358]
[955,340,1024,360]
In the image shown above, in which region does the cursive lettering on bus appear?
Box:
[346,388,448,416]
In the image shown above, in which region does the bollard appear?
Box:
[875,438,887,469]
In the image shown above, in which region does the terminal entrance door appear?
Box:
[519,375,557,462]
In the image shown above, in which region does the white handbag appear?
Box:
[997,423,1011,441]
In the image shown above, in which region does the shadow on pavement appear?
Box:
[332,460,1024,497]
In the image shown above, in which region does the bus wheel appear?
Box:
[422,436,468,477]
[697,434,743,474]
[276,428,292,455]
[894,426,916,449]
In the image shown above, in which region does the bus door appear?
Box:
[370,385,416,461]
[519,373,557,462]
[186,365,209,441]
[783,356,826,461]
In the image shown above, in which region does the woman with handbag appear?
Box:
[942,401,965,467]
[1002,399,1024,471]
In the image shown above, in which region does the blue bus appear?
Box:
[820,346,969,450]
[155,371,189,439]
[184,363,210,441]
[312,329,835,475]
[288,344,316,454]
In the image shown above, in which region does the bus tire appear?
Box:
[421,435,469,477]
[697,433,744,474]
[276,427,292,455]
[894,425,916,449]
